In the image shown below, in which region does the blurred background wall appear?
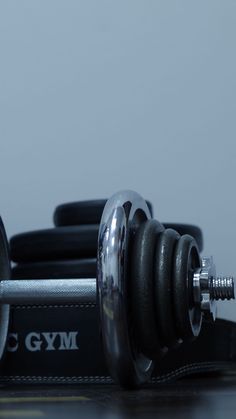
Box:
[0,1,235,319]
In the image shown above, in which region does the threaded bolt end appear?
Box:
[209,277,235,300]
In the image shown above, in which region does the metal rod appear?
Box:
[0,279,97,304]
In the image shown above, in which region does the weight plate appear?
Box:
[97,190,154,387]
[154,229,180,348]
[12,259,97,279]
[131,219,165,359]
[163,223,203,252]
[54,199,153,226]
[10,226,99,263]
[172,234,202,340]
[0,217,11,361]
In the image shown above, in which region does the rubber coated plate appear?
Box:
[163,223,203,252]
[10,226,99,263]
[12,259,97,279]
[131,219,165,359]
[154,229,180,348]
[54,199,153,226]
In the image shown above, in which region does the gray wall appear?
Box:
[0,1,235,319]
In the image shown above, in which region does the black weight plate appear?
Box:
[12,259,97,279]
[54,199,153,226]
[10,226,99,263]
[131,219,165,359]
[172,235,201,340]
[163,223,203,252]
[154,229,180,348]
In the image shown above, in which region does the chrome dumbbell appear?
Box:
[0,190,234,387]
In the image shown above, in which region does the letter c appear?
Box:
[7,333,18,352]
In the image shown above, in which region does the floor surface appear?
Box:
[0,373,236,418]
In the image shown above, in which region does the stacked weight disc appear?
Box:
[10,200,151,279]
[10,199,203,280]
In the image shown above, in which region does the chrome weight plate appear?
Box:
[0,218,11,361]
[97,190,153,387]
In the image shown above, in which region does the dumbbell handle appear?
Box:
[0,279,97,305]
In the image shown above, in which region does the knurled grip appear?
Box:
[0,279,97,305]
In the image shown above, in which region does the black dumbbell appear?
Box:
[0,190,234,388]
